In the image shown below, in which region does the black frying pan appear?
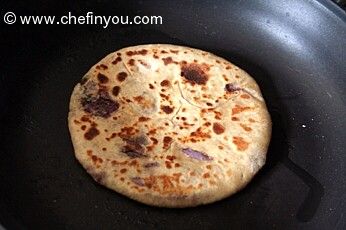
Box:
[0,0,345,229]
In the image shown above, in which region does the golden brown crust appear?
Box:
[68,44,272,207]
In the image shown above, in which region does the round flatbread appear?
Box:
[68,44,271,207]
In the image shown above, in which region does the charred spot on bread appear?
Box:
[117,72,128,82]
[161,105,174,114]
[81,91,119,118]
[181,63,208,85]
[160,80,170,87]
[122,138,147,158]
[84,127,100,140]
[144,162,159,168]
[162,57,177,65]
[112,56,122,65]
[97,73,109,84]
[126,49,148,56]
[212,122,225,134]
[225,83,241,93]
[112,86,121,96]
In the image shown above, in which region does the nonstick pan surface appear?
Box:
[0,0,345,229]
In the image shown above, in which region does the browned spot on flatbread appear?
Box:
[162,57,177,65]
[118,127,137,138]
[232,136,249,151]
[128,160,139,167]
[138,59,151,68]
[81,91,119,118]
[161,105,174,114]
[146,146,154,152]
[126,49,148,56]
[190,127,211,139]
[84,127,100,140]
[149,83,155,89]
[249,118,256,123]
[212,122,225,134]
[112,56,122,65]
[241,94,250,99]
[165,161,172,169]
[111,160,128,166]
[170,49,179,54]
[163,136,173,149]
[96,64,108,70]
[203,122,211,127]
[203,173,210,178]
[138,116,150,122]
[122,138,147,158]
[120,168,127,173]
[166,155,177,162]
[232,117,239,121]
[112,86,120,96]
[117,72,127,82]
[80,116,91,123]
[232,105,251,115]
[160,93,169,100]
[147,129,156,135]
[91,155,98,163]
[150,137,158,145]
[214,111,222,120]
[144,162,159,168]
[160,80,170,87]
[181,63,209,85]
[153,54,159,59]
[133,95,144,103]
[97,73,109,84]
[225,83,241,93]
[240,123,252,132]
[81,125,86,130]
[128,59,135,66]
[180,60,187,65]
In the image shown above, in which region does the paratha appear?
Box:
[68,44,271,207]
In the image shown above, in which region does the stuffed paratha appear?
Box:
[68,44,271,207]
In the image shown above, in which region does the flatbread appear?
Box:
[68,44,271,207]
